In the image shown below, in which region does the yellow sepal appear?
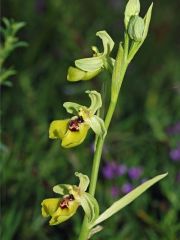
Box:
[49,119,69,139]
[41,198,60,218]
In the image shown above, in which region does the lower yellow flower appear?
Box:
[41,172,99,226]
[41,195,79,225]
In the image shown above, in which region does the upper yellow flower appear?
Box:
[67,31,115,82]
[49,90,106,148]
[41,172,99,226]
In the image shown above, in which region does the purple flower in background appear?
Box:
[128,167,143,180]
[166,122,180,135]
[102,162,117,179]
[121,183,133,194]
[102,162,127,179]
[110,186,120,197]
[169,147,180,161]
[117,164,127,176]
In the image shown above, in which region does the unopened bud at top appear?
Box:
[124,0,140,29]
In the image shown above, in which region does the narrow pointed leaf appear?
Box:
[88,225,103,239]
[142,3,153,41]
[92,173,168,227]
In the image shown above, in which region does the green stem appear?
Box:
[78,37,129,240]
[78,102,116,240]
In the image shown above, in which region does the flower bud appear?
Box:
[124,0,140,28]
[128,16,144,42]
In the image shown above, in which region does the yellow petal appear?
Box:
[49,119,69,139]
[83,69,101,80]
[67,66,86,82]
[61,123,89,148]
[67,66,101,82]
[41,198,60,218]
[49,200,79,225]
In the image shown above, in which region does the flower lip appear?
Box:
[60,194,75,209]
[68,116,84,132]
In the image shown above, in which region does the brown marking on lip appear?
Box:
[68,117,84,132]
[60,194,75,209]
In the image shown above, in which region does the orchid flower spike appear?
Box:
[49,90,106,148]
[41,172,99,225]
[67,30,115,82]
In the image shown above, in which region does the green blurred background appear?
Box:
[1,0,180,239]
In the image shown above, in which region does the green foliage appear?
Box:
[1,0,180,239]
[0,18,27,85]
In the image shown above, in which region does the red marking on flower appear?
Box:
[60,194,75,209]
[69,117,84,132]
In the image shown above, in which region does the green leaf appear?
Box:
[86,115,106,138]
[124,0,140,28]
[86,90,102,114]
[80,192,99,224]
[142,3,153,41]
[0,67,16,84]
[88,225,103,239]
[75,56,103,72]
[12,21,26,34]
[75,172,90,192]
[96,31,114,55]
[53,184,73,195]
[92,173,168,227]
[63,102,82,115]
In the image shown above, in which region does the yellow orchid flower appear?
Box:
[41,195,79,225]
[67,31,115,82]
[41,172,99,226]
[49,90,106,148]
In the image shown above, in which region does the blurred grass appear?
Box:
[1,0,180,239]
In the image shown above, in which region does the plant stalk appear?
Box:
[78,37,129,240]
